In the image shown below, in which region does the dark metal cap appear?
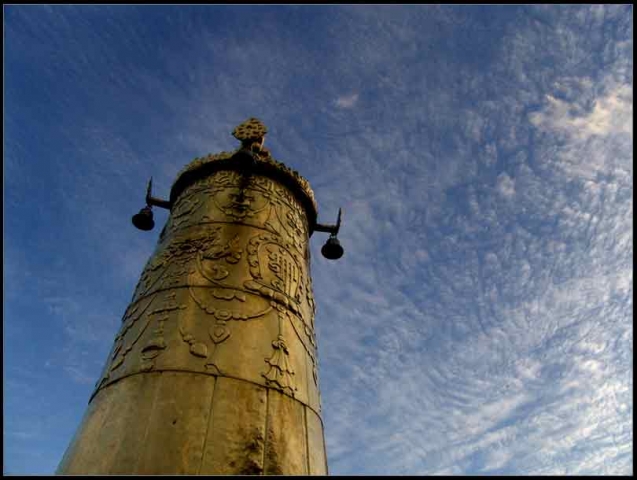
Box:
[321,235,344,260]
[132,205,155,231]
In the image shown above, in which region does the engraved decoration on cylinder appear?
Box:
[57,155,327,475]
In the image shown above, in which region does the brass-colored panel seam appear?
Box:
[322,415,329,475]
[285,311,316,361]
[314,406,327,430]
[197,376,217,474]
[133,372,163,472]
[262,388,270,476]
[307,403,324,427]
[98,368,324,419]
[302,335,312,438]
[303,405,311,475]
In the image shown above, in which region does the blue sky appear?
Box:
[4,5,633,475]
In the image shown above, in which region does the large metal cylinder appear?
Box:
[57,150,327,475]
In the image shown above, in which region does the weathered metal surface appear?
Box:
[199,376,267,475]
[264,390,308,475]
[57,123,327,474]
[306,406,329,475]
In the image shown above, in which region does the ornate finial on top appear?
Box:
[232,117,268,141]
[232,117,268,154]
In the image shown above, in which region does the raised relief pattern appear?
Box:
[92,290,187,395]
[262,334,296,397]
[132,227,225,301]
[96,142,320,407]
[244,233,304,315]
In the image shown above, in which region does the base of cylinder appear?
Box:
[57,372,327,475]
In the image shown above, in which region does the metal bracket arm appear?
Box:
[145,178,171,210]
[314,208,342,235]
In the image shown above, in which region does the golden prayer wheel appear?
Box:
[57,118,342,475]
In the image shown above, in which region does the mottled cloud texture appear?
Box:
[4,5,632,475]
[335,93,360,109]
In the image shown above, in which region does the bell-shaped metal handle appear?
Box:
[132,205,155,231]
[316,208,344,260]
[321,234,344,260]
[131,177,171,232]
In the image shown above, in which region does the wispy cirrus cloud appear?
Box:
[310,4,632,476]
[530,82,632,140]
[496,172,516,198]
[334,93,359,109]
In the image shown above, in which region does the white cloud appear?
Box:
[530,84,632,140]
[63,365,97,385]
[571,85,632,138]
[334,93,359,109]
[496,172,516,198]
[527,75,633,187]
